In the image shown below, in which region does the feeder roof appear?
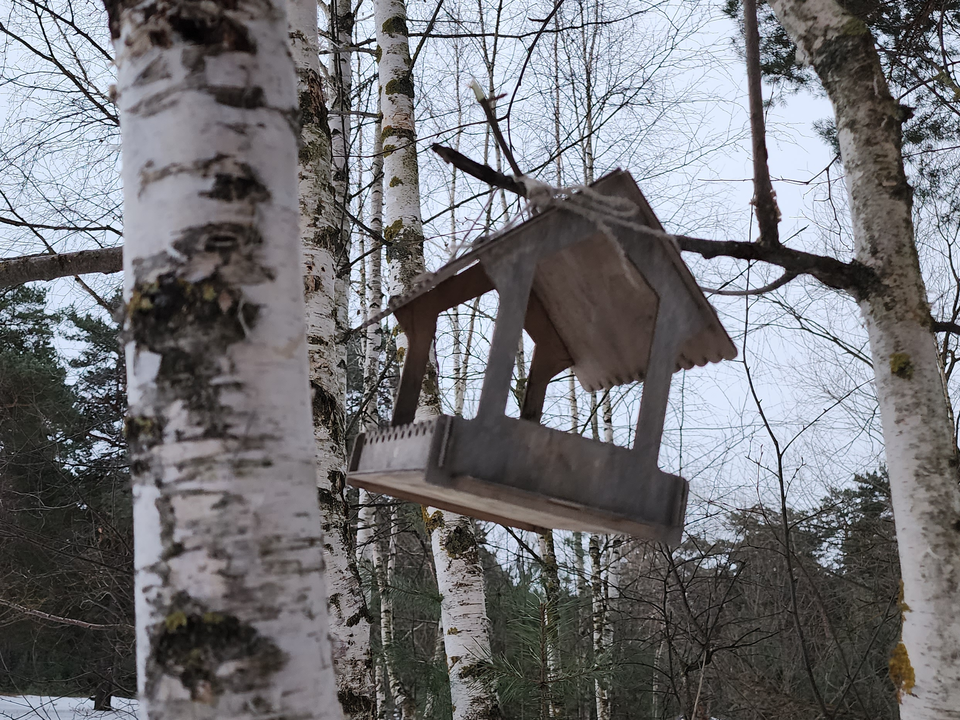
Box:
[374,170,737,390]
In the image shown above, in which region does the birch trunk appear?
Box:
[327,0,354,246]
[428,510,501,720]
[589,536,611,720]
[374,505,414,718]
[288,0,373,713]
[374,0,424,300]
[356,122,385,562]
[109,0,341,716]
[374,1,498,716]
[538,531,562,719]
[765,1,960,715]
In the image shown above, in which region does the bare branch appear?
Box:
[701,271,798,296]
[431,143,525,195]
[0,215,122,236]
[675,234,876,297]
[0,598,130,631]
[0,247,122,289]
[933,319,960,335]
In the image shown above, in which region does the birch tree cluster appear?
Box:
[4,0,960,718]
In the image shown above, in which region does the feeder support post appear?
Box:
[616,225,704,469]
[392,308,438,426]
[476,250,539,423]
[632,308,683,469]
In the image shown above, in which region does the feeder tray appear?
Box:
[348,170,736,544]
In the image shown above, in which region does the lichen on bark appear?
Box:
[150,598,287,704]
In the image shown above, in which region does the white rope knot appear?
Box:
[516,175,557,213]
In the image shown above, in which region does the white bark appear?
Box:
[374,505,413,719]
[373,0,425,298]
[427,510,501,720]
[589,536,614,720]
[766,1,960,715]
[356,125,384,563]
[374,1,499,716]
[110,0,341,717]
[538,531,562,719]
[288,0,373,713]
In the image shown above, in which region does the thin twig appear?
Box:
[0,598,130,631]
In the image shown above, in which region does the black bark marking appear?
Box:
[128,272,255,344]
[381,15,408,35]
[384,74,414,98]
[133,57,172,86]
[381,125,415,143]
[151,601,286,702]
[311,382,345,447]
[167,6,255,54]
[201,167,270,202]
[126,259,261,439]
[124,415,163,447]
[107,0,258,54]
[173,222,275,284]
[339,689,376,715]
[336,11,355,36]
[441,522,479,562]
[212,86,266,109]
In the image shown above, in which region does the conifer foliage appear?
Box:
[0,287,133,707]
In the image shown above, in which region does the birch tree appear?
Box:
[105,0,342,717]
[374,0,499,716]
[745,0,960,714]
[289,0,373,712]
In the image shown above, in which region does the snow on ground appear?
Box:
[0,697,138,720]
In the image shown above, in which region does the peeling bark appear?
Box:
[109,0,342,717]
[766,1,960,716]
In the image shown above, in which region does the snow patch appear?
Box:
[0,696,139,720]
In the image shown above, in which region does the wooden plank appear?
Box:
[391,308,437,426]
[348,415,688,543]
[532,230,660,390]
[476,246,538,422]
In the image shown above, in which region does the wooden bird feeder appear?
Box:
[348,170,736,544]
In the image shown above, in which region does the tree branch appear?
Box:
[431,144,525,195]
[674,234,876,297]
[933,320,960,336]
[0,247,122,289]
[430,144,879,296]
[701,270,798,296]
[0,598,130,631]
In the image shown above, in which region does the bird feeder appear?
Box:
[348,170,736,544]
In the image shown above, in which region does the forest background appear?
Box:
[0,0,953,718]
